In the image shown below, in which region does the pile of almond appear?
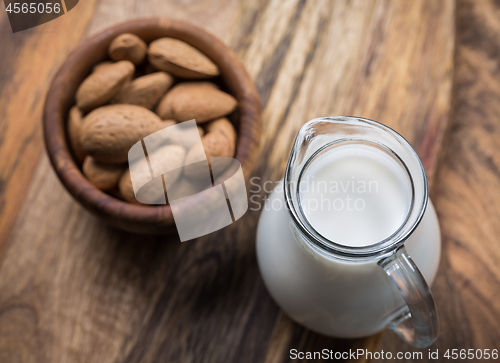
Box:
[68,33,238,204]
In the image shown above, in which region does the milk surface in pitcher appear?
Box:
[299,143,411,246]
[256,141,441,338]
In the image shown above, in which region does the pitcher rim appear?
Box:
[283,116,429,261]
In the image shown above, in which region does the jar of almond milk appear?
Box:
[256,116,441,348]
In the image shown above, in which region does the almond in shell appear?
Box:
[156,82,237,123]
[82,156,125,190]
[76,60,135,113]
[205,117,236,145]
[184,131,235,179]
[148,38,220,79]
[80,104,163,163]
[108,33,147,65]
[67,106,86,163]
[92,61,114,74]
[112,72,174,109]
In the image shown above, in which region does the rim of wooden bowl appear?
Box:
[43,18,261,234]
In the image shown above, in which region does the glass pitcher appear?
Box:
[256,116,441,348]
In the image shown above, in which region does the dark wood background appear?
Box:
[0,0,498,362]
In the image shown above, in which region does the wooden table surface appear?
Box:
[0,0,498,362]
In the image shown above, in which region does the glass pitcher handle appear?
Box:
[379,246,439,348]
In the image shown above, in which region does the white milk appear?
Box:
[299,144,411,246]
[256,144,441,338]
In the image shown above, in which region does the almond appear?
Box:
[108,33,147,65]
[82,156,125,190]
[119,144,185,204]
[112,72,174,109]
[92,61,114,74]
[119,169,151,204]
[200,130,235,159]
[67,106,86,163]
[205,117,236,145]
[76,60,135,113]
[184,131,235,178]
[148,38,220,78]
[80,104,163,163]
[156,82,237,123]
[162,120,177,128]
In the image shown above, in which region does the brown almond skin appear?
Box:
[141,120,205,150]
[200,131,235,159]
[150,119,205,150]
[161,120,177,128]
[112,72,174,109]
[156,120,203,136]
[184,131,234,178]
[205,118,236,145]
[156,82,237,123]
[148,38,220,79]
[76,61,135,113]
[67,106,86,163]
[80,104,163,163]
[82,156,125,190]
[92,61,114,74]
[119,169,145,204]
[119,169,166,205]
[108,33,147,65]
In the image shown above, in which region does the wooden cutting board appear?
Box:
[0,0,454,362]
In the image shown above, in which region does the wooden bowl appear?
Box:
[43,18,261,235]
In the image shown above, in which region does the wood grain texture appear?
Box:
[378,0,500,360]
[0,0,99,262]
[232,0,453,184]
[0,1,454,362]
